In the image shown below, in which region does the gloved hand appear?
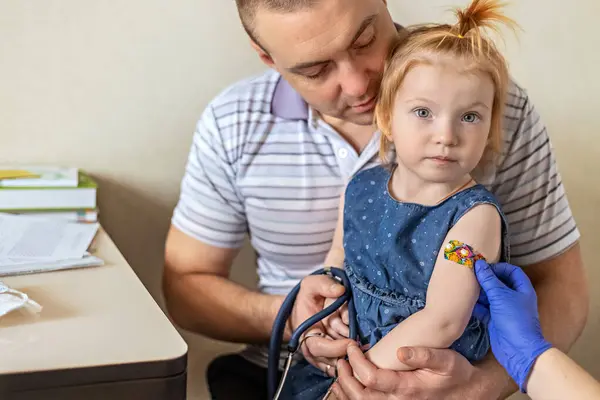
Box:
[474,260,553,393]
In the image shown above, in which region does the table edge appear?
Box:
[0,347,188,393]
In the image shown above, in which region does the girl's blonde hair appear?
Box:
[375,0,517,171]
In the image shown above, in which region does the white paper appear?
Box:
[0,214,98,261]
[0,251,93,267]
[0,254,104,276]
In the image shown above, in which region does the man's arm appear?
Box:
[526,242,588,351]
[163,225,285,343]
[162,102,287,344]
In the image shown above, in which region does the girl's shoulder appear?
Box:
[347,164,390,189]
[448,183,503,211]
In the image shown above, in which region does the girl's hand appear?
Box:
[321,297,350,339]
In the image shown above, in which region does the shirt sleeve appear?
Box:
[492,81,580,266]
[171,104,247,249]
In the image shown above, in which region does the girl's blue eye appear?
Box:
[414,108,431,118]
[462,113,480,123]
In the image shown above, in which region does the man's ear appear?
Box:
[249,39,275,68]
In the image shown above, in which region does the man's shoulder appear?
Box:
[500,77,540,146]
[206,69,281,117]
[504,77,529,115]
[190,70,290,166]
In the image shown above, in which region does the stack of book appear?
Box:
[0,166,98,223]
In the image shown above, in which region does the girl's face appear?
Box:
[389,56,495,184]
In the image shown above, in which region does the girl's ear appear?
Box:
[378,129,395,165]
[382,125,393,141]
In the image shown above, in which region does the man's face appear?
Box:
[252,0,397,126]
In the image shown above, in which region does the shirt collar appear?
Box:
[271,75,309,120]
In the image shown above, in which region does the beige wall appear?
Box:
[1,1,598,399]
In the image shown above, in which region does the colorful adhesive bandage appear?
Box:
[443,240,485,268]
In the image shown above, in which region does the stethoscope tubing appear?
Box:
[267,266,358,399]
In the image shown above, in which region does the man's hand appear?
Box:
[331,343,494,400]
[290,275,355,374]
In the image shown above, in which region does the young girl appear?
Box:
[283,0,516,398]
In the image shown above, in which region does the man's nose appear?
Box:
[339,61,369,99]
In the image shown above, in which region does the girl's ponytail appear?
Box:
[453,0,518,41]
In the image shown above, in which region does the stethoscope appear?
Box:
[267,266,359,400]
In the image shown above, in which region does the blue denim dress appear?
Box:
[283,165,510,399]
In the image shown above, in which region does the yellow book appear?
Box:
[0,166,77,187]
[0,170,40,180]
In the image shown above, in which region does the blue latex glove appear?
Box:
[474,260,553,393]
[471,293,490,326]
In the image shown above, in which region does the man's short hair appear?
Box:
[235,0,319,51]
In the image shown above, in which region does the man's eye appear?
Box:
[414,108,431,119]
[306,71,324,80]
[355,34,376,49]
[305,66,328,80]
[462,113,480,123]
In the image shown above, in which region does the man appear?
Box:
[162,0,588,399]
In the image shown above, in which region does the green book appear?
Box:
[0,171,97,211]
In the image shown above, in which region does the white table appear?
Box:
[0,228,188,399]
